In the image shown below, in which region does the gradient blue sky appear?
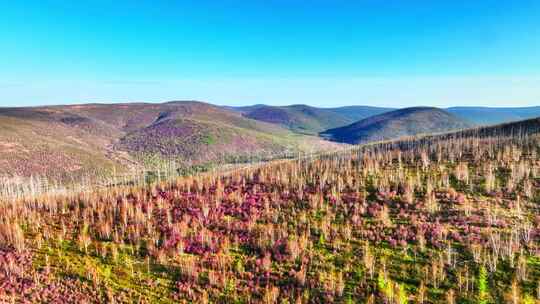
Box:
[1,1,539,107]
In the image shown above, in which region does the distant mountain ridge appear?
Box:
[228,104,540,128]
[446,106,540,125]
[2,100,539,180]
[320,107,473,144]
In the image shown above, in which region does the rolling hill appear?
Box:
[0,101,342,181]
[320,107,473,144]
[241,104,351,134]
[229,104,393,134]
[5,100,538,181]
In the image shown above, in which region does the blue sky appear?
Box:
[1,1,539,107]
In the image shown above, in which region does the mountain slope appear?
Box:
[321,107,473,144]
[0,101,342,180]
[447,106,540,125]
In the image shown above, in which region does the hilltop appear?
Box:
[321,107,473,144]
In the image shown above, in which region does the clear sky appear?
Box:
[1,1,539,107]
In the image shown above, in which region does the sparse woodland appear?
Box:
[1,121,540,303]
